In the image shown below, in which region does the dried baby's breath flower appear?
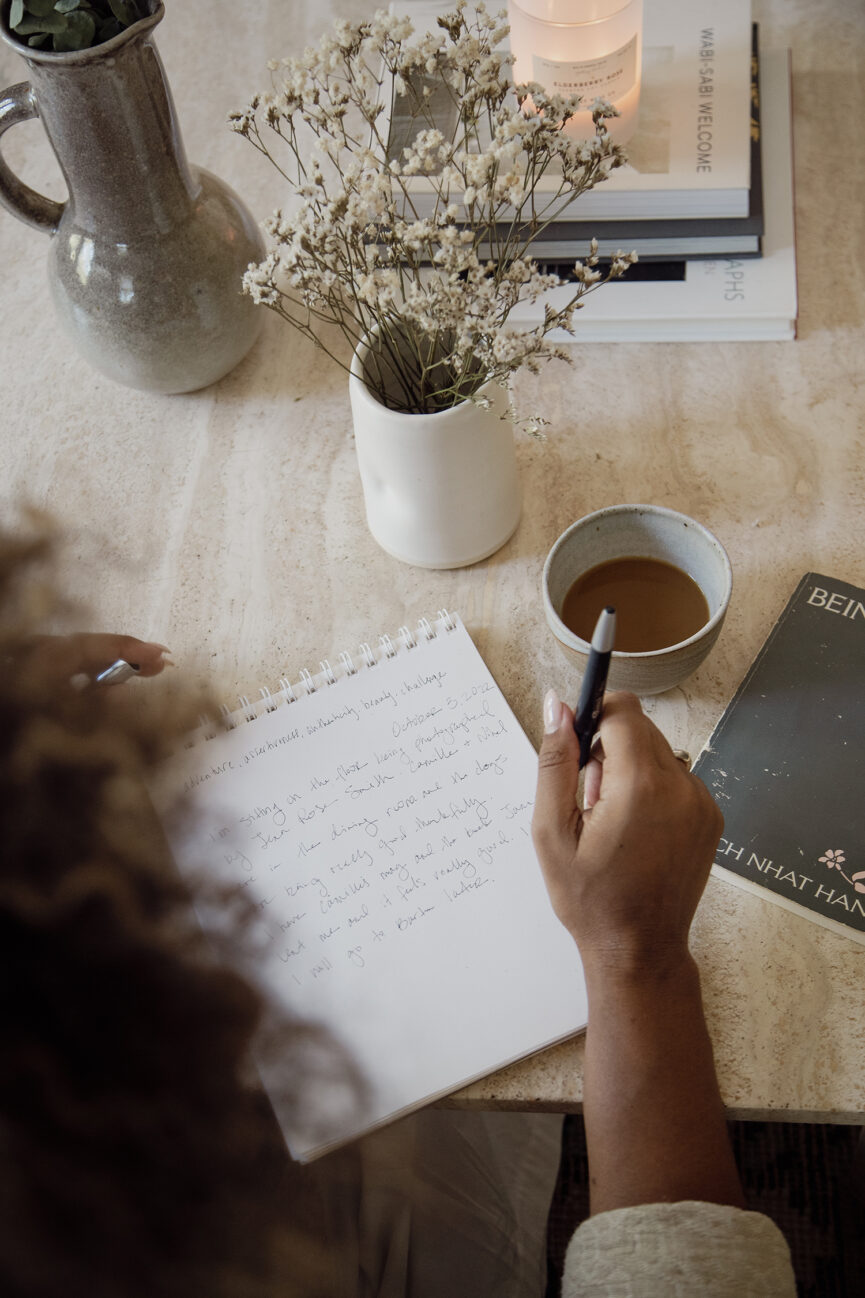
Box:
[235,1,636,421]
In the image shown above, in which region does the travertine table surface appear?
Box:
[1,0,862,1123]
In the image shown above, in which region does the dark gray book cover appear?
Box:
[694,573,865,944]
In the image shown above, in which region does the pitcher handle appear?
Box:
[0,81,65,234]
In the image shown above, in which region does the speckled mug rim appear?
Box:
[542,503,733,661]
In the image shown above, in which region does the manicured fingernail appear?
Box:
[543,687,562,734]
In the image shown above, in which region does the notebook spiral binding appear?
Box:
[195,609,457,744]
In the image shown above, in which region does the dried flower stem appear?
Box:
[232,2,637,420]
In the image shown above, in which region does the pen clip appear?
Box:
[95,659,140,686]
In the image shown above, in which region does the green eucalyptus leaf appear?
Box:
[52,8,95,49]
[14,14,67,33]
[11,0,140,49]
[107,0,138,25]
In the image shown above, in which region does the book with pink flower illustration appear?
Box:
[694,573,865,945]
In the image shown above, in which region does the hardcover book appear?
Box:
[389,0,754,220]
[693,575,865,947]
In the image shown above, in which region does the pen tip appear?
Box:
[591,606,617,654]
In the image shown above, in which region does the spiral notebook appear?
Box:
[154,612,586,1161]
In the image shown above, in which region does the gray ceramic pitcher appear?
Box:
[0,0,263,392]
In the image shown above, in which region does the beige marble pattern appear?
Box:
[1,0,863,1122]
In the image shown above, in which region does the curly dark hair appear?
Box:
[0,531,353,1297]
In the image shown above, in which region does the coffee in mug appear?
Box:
[560,555,710,651]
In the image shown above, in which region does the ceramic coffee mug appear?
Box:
[542,504,733,695]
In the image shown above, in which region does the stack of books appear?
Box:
[525,19,763,265]
[510,47,796,342]
[387,0,798,341]
[390,0,758,260]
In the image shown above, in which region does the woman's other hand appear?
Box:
[21,633,170,687]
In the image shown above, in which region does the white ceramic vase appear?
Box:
[349,335,522,569]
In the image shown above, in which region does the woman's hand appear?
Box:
[532,689,723,974]
[21,633,170,687]
[533,689,744,1214]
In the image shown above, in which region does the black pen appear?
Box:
[573,606,616,768]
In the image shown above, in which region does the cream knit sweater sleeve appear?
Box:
[562,1201,797,1297]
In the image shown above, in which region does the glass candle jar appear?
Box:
[508,0,642,144]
